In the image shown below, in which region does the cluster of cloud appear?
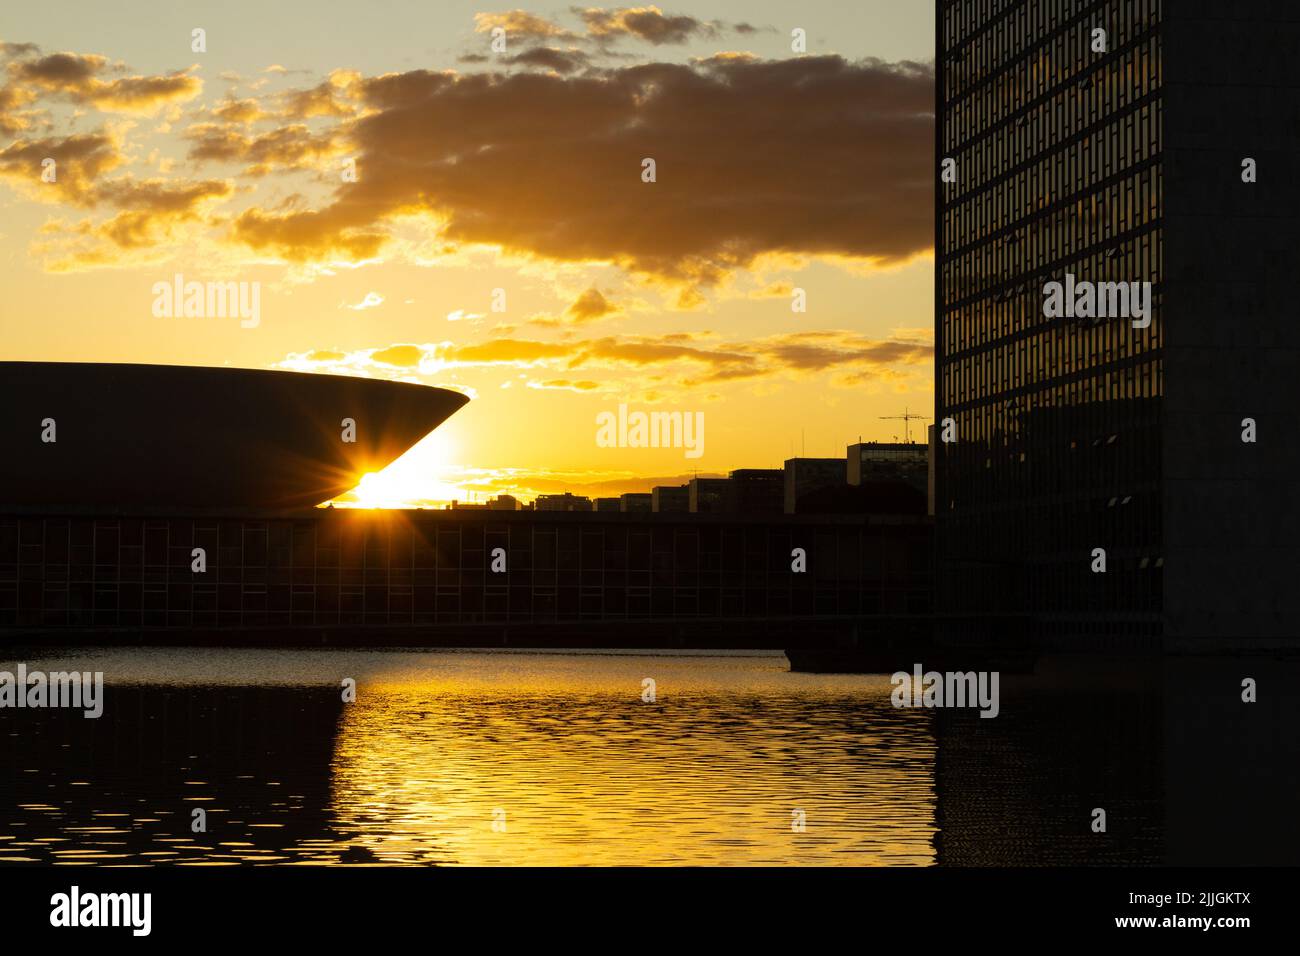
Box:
[217,53,933,294]
[1,13,935,299]
[473,6,758,46]
[458,6,765,75]
[277,328,933,398]
[0,128,232,269]
[1,47,199,130]
[0,43,223,269]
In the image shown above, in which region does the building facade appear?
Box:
[847,442,929,494]
[688,478,732,514]
[935,0,1300,643]
[534,493,593,513]
[0,510,932,634]
[783,458,848,515]
[619,493,653,513]
[651,486,689,513]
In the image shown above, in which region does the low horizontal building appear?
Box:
[729,469,784,515]
[688,478,731,514]
[534,493,592,512]
[651,485,689,514]
[847,442,928,494]
[0,509,933,633]
[783,458,847,514]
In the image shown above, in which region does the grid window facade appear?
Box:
[0,512,932,630]
[936,0,1164,633]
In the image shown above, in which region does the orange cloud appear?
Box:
[230,201,386,262]
[474,10,573,39]
[277,329,931,397]
[0,131,124,203]
[9,51,201,114]
[579,6,717,44]
[184,122,343,176]
[0,82,39,134]
[29,175,233,270]
[565,287,619,323]
[217,55,933,288]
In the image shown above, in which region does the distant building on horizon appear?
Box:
[593,497,621,513]
[535,492,593,512]
[847,442,928,495]
[688,477,731,513]
[783,458,847,514]
[729,469,784,515]
[451,494,521,511]
[619,493,653,513]
[651,485,689,514]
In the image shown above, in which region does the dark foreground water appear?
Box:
[0,648,1296,865]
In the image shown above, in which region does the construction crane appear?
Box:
[878,407,931,444]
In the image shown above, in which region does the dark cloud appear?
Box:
[504,47,590,74]
[0,41,41,57]
[185,121,341,176]
[11,51,103,86]
[94,177,231,213]
[223,54,934,285]
[578,6,715,45]
[9,51,200,113]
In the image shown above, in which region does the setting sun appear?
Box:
[344,431,468,508]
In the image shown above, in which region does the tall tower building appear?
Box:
[934,1,1300,645]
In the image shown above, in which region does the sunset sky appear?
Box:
[0,1,935,505]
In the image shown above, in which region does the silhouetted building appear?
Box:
[796,480,927,516]
[651,485,689,514]
[686,472,788,515]
[783,458,847,514]
[688,478,731,513]
[619,493,652,513]
[728,469,784,515]
[935,2,1300,643]
[593,497,621,513]
[534,493,592,513]
[488,494,521,511]
[0,509,932,632]
[927,424,937,518]
[848,442,928,494]
[0,362,467,511]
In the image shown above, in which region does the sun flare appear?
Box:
[342,430,468,508]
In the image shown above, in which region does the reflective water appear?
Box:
[0,648,1185,865]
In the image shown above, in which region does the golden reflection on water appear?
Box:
[326,652,938,866]
[0,648,937,866]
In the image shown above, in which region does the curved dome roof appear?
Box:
[0,362,468,511]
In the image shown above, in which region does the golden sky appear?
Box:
[0,2,935,506]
